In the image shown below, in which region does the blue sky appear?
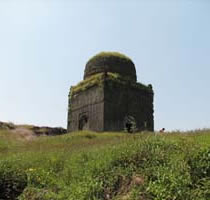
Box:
[0,0,209,131]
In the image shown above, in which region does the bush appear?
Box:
[188,148,210,181]
[18,187,58,200]
[0,130,210,199]
[187,148,210,199]
[0,160,27,200]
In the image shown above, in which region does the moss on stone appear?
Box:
[70,73,104,95]
[107,72,153,93]
[84,51,137,81]
[70,72,153,96]
[87,52,132,63]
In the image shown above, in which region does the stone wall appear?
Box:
[67,85,104,132]
[67,73,154,133]
[104,80,154,132]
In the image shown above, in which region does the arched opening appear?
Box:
[125,122,132,133]
[124,115,136,133]
[79,115,88,130]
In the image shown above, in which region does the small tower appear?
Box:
[67,52,154,132]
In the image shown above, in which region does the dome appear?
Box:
[84,52,137,82]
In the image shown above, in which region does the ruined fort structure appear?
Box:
[67,52,154,132]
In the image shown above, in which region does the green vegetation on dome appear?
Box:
[87,51,133,64]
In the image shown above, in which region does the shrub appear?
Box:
[0,160,27,200]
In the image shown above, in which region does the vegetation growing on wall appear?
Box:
[107,72,153,93]
[69,72,153,97]
[87,51,132,64]
[70,73,104,95]
[84,51,137,81]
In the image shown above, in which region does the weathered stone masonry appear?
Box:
[67,52,154,132]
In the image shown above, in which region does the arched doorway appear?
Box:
[124,115,136,133]
[79,114,88,130]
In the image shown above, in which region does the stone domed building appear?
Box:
[67,52,154,132]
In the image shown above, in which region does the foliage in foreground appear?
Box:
[0,130,210,200]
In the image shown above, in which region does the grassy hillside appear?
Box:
[0,129,210,200]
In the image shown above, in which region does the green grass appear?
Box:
[0,130,210,200]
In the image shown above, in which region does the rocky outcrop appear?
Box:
[0,121,67,136]
[0,121,15,130]
[30,126,67,136]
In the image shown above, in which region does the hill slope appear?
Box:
[0,129,210,200]
[0,121,66,140]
